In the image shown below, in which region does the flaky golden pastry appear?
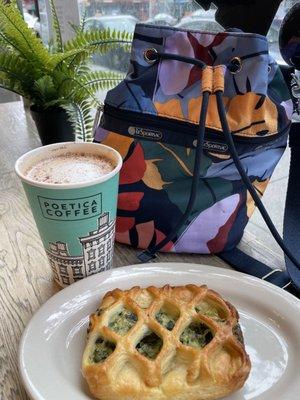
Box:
[82,285,251,400]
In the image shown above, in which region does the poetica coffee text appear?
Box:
[43,200,99,218]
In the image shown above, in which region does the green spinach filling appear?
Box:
[92,337,115,363]
[108,308,138,335]
[195,303,226,323]
[155,311,177,331]
[136,332,163,359]
[180,322,213,348]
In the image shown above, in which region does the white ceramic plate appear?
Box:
[19,263,300,400]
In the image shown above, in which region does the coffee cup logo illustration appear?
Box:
[46,212,115,286]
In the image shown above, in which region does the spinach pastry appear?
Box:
[82,284,251,400]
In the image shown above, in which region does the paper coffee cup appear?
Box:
[15,142,122,288]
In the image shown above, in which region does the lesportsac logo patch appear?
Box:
[203,140,228,153]
[128,126,163,140]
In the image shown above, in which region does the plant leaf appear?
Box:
[49,0,63,52]
[64,28,133,55]
[0,51,37,96]
[73,70,124,96]
[63,100,95,142]
[33,75,58,104]
[0,0,52,66]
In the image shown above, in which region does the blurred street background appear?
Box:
[19,0,300,72]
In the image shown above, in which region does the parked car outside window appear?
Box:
[78,0,300,72]
[84,15,138,72]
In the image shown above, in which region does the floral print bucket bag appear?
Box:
[95,23,300,294]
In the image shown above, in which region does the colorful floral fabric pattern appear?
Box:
[95,24,292,254]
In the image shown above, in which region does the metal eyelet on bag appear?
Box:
[144,48,158,64]
[268,65,272,74]
[229,57,243,74]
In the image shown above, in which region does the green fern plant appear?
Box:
[0,0,132,141]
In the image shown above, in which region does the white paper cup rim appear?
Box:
[15,142,123,189]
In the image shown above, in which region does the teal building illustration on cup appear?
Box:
[46,212,115,287]
[20,172,119,287]
[15,142,122,287]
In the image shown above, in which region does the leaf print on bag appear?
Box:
[116,217,135,233]
[186,32,225,86]
[246,179,270,218]
[174,194,241,254]
[212,35,269,97]
[268,65,294,124]
[94,126,109,143]
[154,80,204,122]
[207,194,245,253]
[188,93,279,137]
[135,221,174,251]
[101,131,134,159]
[139,141,212,182]
[118,192,144,211]
[165,177,233,219]
[158,31,195,96]
[226,93,278,136]
[158,31,227,96]
[188,95,230,125]
[205,146,285,181]
[119,143,147,185]
[142,159,170,190]
[107,79,158,115]
[155,91,279,138]
[117,180,182,249]
[154,98,184,122]
[135,221,156,249]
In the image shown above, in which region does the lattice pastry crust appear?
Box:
[82,285,251,400]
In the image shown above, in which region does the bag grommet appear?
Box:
[144,48,158,64]
[229,57,243,74]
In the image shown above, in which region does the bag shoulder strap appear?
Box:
[219,122,300,297]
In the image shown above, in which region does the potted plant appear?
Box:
[0,0,132,144]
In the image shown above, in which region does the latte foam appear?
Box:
[25,153,114,184]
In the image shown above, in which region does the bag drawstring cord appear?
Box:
[138,50,300,290]
[215,86,300,287]
[138,65,212,262]
[139,50,238,263]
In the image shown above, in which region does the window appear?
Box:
[267,0,300,63]
[58,264,68,276]
[22,0,40,36]
[62,276,70,285]
[88,248,96,261]
[73,265,83,276]
[49,259,56,272]
[99,244,105,256]
[77,0,200,73]
[88,260,97,272]
[106,251,112,263]
[53,269,60,282]
[77,1,300,67]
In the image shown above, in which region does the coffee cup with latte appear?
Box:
[15,142,122,287]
